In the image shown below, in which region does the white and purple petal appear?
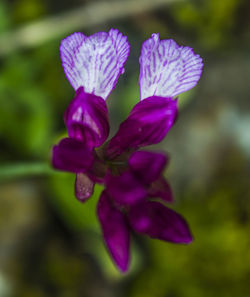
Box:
[97,191,130,272]
[129,201,193,244]
[139,33,203,100]
[60,29,130,99]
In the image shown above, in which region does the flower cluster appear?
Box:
[52,29,203,272]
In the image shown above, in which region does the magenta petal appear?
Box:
[86,159,107,184]
[52,138,94,173]
[105,171,147,206]
[75,173,94,202]
[64,87,109,148]
[97,191,130,272]
[148,176,174,202]
[106,96,177,158]
[129,151,168,184]
[129,201,192,244]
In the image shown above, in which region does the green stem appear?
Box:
[0,162,55,182]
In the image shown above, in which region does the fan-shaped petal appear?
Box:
[60,29,130,99]
[139,33,203,100]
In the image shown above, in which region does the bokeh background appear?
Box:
[0,0,250,296]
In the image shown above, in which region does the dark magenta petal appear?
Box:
[129,151,168,184]
[97,191,130,272]
[52,137,94,173]
[64,87,109,148]
[128,201,192,244]
[148,176,174,203]
[86,159,107,184]
[106,96,177,158]
[66,123,99,148]
[105,171,147,206]
[75,173,95,202]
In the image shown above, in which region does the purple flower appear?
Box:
[52,29,203,272]
[98,150,192,272]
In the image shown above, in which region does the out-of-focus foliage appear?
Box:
[0,0,250,296]
[0,1,10,33]
[0,54,52,158]
[173,0,243,48]
[130,187,250,297]
[12,0,47,24]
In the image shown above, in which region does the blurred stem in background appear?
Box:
[0,162,54,181]
[0,0,184,56]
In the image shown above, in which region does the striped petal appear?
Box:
[139,33,203,100]
[60,29,130,99]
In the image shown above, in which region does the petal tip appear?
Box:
[151,32,159,40]
[75,173,94,202]
[97,191,131,273]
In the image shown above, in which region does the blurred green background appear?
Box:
[0,0,250,296]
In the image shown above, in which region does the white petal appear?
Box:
[139,33,203,100]
[60,29,130,100]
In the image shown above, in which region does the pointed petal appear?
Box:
[106,96,177,159]
[60,29,130,99]
[148,176,174,202]
[75,173,95,202]
[64,88,109,148]
[129,201,192,244]
[139,33,203,100]
[52,138,94,173]
[106,171,147,206]
[97,191,130,272]
[129,151,168,184]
